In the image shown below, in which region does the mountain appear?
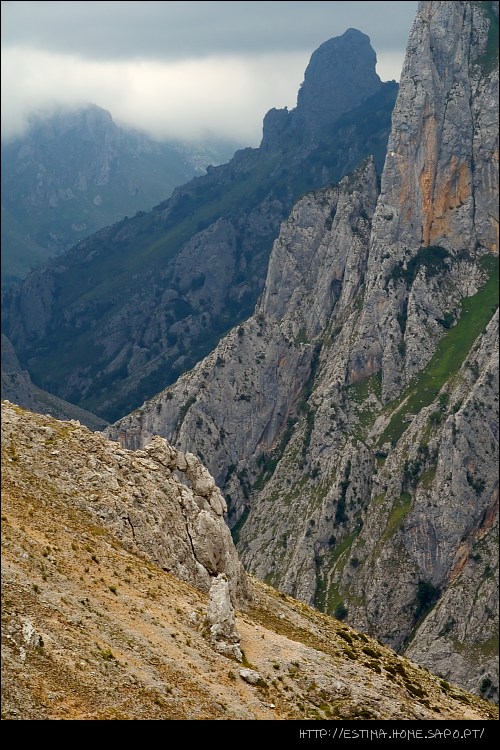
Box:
[105,0,499,701]
[1,334,108,430]
[1,30,398,422]
[1,401,497,721]
[1,104,239,288]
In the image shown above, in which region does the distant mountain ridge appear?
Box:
[2,29,398,422]
[1,0,498,714]
[1,104,239,287]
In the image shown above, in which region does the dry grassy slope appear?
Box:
[1,402,497,721]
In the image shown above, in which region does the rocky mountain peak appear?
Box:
[295,28,382,134]
[26,103,114,141]
[261,27,382,149]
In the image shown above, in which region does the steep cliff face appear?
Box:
[107,1,499,700]
[106,158,379,490]
[379,1,498,252]
[2,32,397,423]
[349,0,499,402]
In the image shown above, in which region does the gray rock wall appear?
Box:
[106,1,499,700]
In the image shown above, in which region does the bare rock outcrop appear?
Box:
[350,0,499,400]
[1,401,249,606]
[205,573,242,660]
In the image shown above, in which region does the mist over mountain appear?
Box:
[1,104,239,288]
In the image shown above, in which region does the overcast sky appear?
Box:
[1,1,418,146]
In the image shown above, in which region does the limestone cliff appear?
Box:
[349,0,499,401]
[261,28,382,147]
[106,157,378,493]
[106,1,499,700]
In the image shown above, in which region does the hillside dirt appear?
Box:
[1,402,497,721]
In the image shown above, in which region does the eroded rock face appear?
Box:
[106,2,498,699]
[1,402,249,606]
[105,157,379,512]
[342,312,499,701]
[349,0,499,401]
[377,2,498,252]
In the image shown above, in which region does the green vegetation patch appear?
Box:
[253,417,298,492]
[349,371,382,404]
[174,396,196,438]
[231,506,250,545]
[329,530,360,570]
[381,493,413,544]
[348,372,382,439]
[388,246,450,287]
[418,464,438,489]
[473,2,499,75]
[314,529,360,613]
[378,255,499,446]
[452,634,499,662]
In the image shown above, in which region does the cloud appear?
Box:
[1,1,418,145]
[1,46,310,143]
[375,51,407,84]
[2,1,417,60]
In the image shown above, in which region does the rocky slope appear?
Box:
[1,334,108,431]
[2,30,398,422]
[1,400,247,606]
[1,104,238,287]
[106,1,499,701]
[2,401,497,721]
